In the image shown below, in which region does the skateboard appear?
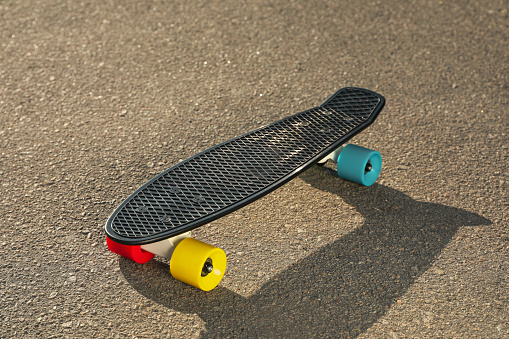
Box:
[105,87,385,291]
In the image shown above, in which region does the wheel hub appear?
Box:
[201,258,213,276]
[364,161,373,174]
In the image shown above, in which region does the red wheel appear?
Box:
[107,237,154,264]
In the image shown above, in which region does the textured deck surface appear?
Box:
[106,88,384,243]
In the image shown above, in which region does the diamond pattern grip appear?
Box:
[106,88,384,244]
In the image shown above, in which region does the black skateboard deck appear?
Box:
[105,87,385,246]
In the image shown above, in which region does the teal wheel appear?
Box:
[337,144,382,186]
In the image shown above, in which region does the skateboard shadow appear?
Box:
[119,166,491,338]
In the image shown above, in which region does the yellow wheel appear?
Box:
[169,238,227,291]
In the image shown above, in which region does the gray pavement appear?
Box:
[1,0,508,337]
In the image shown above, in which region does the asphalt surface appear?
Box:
[1,0,508,338]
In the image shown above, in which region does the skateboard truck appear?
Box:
[317,145,344,166]
[139,232,191,261]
